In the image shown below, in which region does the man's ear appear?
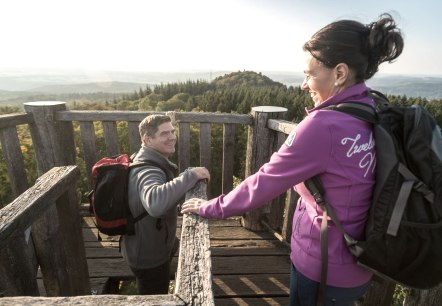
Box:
[334,63,349,85]
[143,134,150,146]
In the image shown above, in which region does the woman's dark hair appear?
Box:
[303,13,404,81]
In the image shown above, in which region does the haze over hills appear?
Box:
[0,69,441,108]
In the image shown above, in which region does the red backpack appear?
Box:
[89,154,171,237]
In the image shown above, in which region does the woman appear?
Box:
[181,13,403,306]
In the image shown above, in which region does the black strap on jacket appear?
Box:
[304,177,361,306]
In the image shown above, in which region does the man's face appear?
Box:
[145,121,176,157]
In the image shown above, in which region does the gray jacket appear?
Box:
[121,146,200,269]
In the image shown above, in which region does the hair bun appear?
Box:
[365,13,404,79]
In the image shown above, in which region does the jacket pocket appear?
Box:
[294,203,306,237]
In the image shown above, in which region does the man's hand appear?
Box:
[191,167,210,181]
[166,111,176,124]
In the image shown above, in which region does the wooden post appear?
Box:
[55,186,91,295]
[178,122,190,173]
[359,279,396,306]
[0,126,29,197]
[200,123,212,197]
[23,102,89,296]
[403,284,442,305]
[242,106,287,231]
[24,102,75,173]
[281,189,299,244]
[222,123,235,194]
[267,131,289,230]
[0,235,39,296]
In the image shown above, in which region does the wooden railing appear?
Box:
[53,106,252,194]
[0,102,440,305]
[0,169,213,305]
[0,166,89,296]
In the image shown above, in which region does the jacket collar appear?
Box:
[306,83,374,114]
[135,147,178,171]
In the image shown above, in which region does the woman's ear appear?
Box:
[334,63,349,86]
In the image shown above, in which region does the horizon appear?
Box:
[1,0,442,77]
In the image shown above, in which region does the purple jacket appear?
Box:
[199,83,375,287]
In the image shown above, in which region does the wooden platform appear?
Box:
[80,215,291,305]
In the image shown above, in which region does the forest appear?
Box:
[0,70,441,206]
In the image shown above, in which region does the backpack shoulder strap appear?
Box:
[127,158,175,224]
[130,160,175,182]
[304,176,363,305]
[332,102,377,124]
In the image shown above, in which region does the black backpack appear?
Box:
[305,91,442,294]
[89,154,173,237]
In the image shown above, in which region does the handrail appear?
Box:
[0,166,90,297]
[56,110,253,125]
[175,180,214,305]
[0,113,34,129]
[0,174,213,305]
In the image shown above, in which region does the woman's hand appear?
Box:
[181,198,207,215]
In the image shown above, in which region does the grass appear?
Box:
[118,279,175,295]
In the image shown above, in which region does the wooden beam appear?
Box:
[175,180,214,305]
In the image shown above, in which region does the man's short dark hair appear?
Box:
[139,115,172,141]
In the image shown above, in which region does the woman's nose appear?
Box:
[301,79,309,91]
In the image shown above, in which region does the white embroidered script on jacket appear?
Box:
[341,133,376,177]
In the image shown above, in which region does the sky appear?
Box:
[1,0,441,76]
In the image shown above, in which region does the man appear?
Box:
[121,114,210,294]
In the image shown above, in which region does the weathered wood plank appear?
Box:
[215,297,289,306]
[85,247,121,258]
[0,126,29,198]
[209,227,275,240]
[81,216,242,228]
[175,180,214,305]
[177,122,190,173]
[0,295,185,306]
[281,189,298,244]
[78,225,276,243]
[84,245,288,258]
[128,121,141,154]
[199,123,211,169]
[210,239,285,249]
[102,121,120,156]
[0,235,39,296]
[243,107,287,231]
[267,118,296,135]
[24,102,76,173]
[0,113,33,129]
[87,258,132,277]
[213,274,290,297]
[79,121,97,188]
[0,166,80,244]
[199,123,211,196]
[55,187,90,295]
[56,110,253,125]
[84,241,120,248]
[83,237,283,249]
[212,256,290,275]
[222,123,235,194]
[0,166,83,296]
[211,247,289,256]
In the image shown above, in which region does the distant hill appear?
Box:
[213,71,285,87]
[0,69,441,106]
[366,75,442,100]
[31,81,147,94]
